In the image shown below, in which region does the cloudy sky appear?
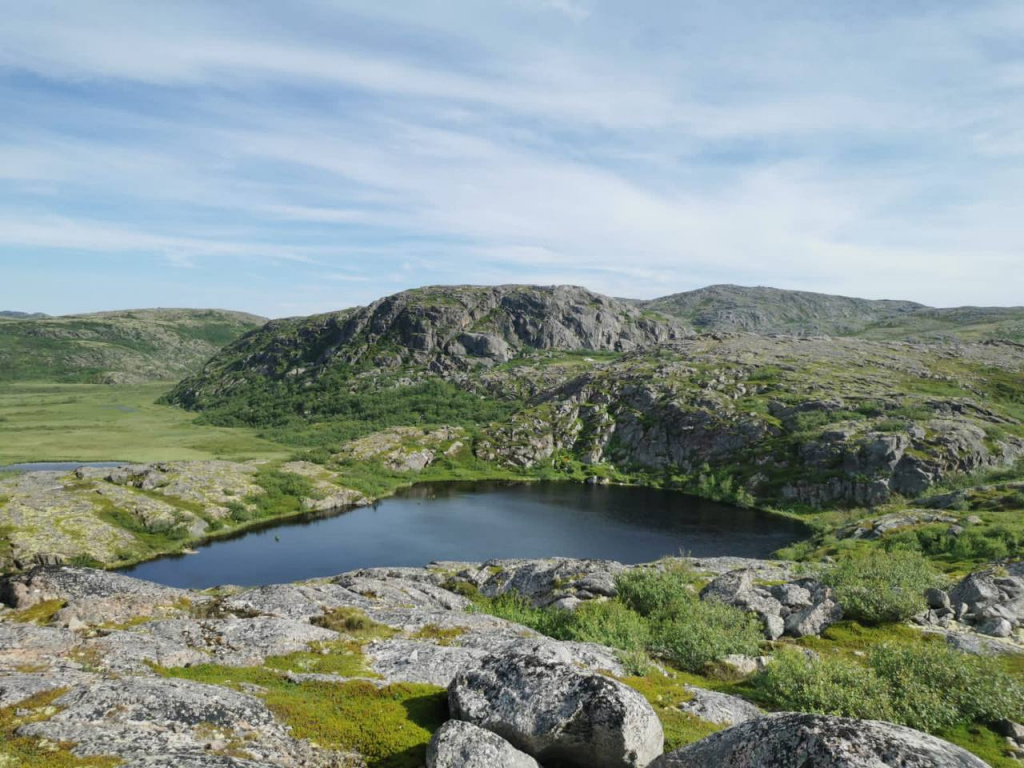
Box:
[1,1,1022,317]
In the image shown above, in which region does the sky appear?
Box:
[0,1,1022,318]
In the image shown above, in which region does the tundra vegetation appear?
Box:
[2,284,1024,766]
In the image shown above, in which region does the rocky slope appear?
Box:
[472,334,1024,507]
[0,308,267,384]
[166,284,681,409]
[0,559,1018,767]
[642,284,1024,341]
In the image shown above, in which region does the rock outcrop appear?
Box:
[650,713,990,767]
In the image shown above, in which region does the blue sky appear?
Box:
[1,0,1022,318]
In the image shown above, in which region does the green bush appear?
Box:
[654,598,763,672]
[868,643,1024,732]
[822,550,943,624]
[615,565,698,618]
[616,565,763,672]
[559,600,649,652]
[752,650,894,721]
[754,643,1024,735]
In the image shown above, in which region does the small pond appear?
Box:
[120,481,807,589]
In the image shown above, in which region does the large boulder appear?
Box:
[448,652,664,768]
[427,720,540,768]
[650,713,989,767]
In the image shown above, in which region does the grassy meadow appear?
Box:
[0,382,288,465]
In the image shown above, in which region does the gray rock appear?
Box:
[427,720,540,768]
[925,587,950,610]
[449,651,663,768]
[762,614,785,641]
[0,565,185,610]
[783,598,842,638]
[978,617,1013,638]
[677,686,761,726]
[650,712,989,767]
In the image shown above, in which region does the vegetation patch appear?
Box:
[162,664,446,768]
[0,689,120,768]
[311,606,396,641]
[821,550,945,624]
[9,599,67,625]
[410,624,467,646]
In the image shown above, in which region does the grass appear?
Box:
[620,671,727,751]
[8,599,66,625]
[161,664,446,768]
[0,382,288,465]
[0,689,121,768]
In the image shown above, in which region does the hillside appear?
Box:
[165,284,1024,519]
[0,311,47,319]
[0,308,267,384]
[644,284,1024,340]
[166,284,680,421]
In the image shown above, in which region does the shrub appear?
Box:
[616,565,763,672]
[822,549,943,624]
[752,650,894,721]
[753,643,1024,735]
[654,598,763,672]
[868,643,1024,732]
[615,565,698,619]
[559,600,649,652]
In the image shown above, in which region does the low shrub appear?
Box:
[753,643,1024,734]
[616,565,763,672]
[752,649,894,721]
[822,549,943,624]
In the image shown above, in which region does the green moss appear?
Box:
[161,664,446,768]
[410,625,467,646]
[0,689,121,768]
[263,641,374,678]
[9,599,66,625]
[620,671,726,751]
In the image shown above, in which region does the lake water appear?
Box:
[119,481,807,589]
[0,461,127,473]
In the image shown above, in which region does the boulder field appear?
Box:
[0,557,1020,767]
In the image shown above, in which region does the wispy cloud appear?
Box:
[0,1,1022,316]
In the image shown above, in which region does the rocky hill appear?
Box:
[643,284,1024,341]
[167,284,681,410]
[0,308,267,384]
[163,284,1024,509]
[642,284,923,336]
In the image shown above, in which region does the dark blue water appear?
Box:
[119,481,807,589]
[0,461,127,473]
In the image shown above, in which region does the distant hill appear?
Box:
[0,311,48,319]
[642,285,924,336]
[0,308,267,383]
[642,284,1024,341]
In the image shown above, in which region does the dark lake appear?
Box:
[119,481,808,589]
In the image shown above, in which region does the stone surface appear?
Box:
[426,720,540,768]
[449,651,664,768]
[650,713,990,767]
[677,686,762,726]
